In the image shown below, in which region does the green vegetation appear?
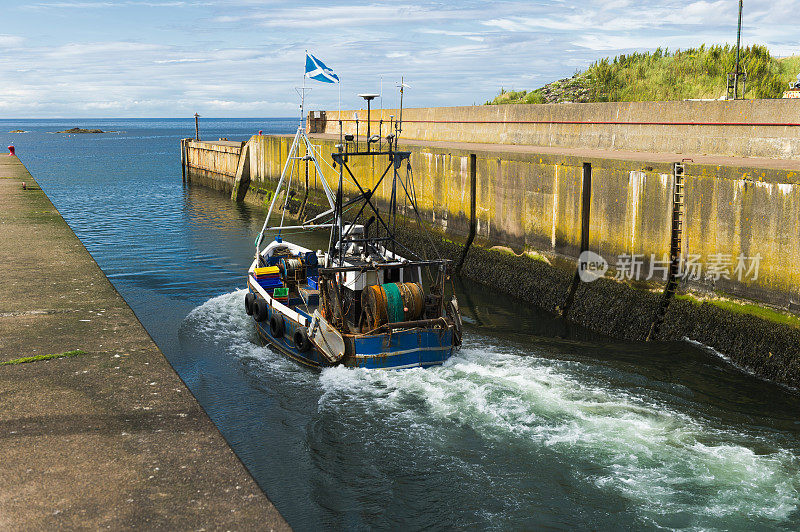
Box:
[1,349,87,366]
[488,44,800,104]
[492,88,547,105]
[676,294,800,328]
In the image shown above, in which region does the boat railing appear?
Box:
[248,274,309,326]
[318,259,450,274]
[331,150,411,158]
[360,317,452,336]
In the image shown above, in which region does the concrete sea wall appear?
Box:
[182,139,244,191]
[182,113,800,388]
[321,100,800,159]
[235,134,800,309]
[396,221,800,389]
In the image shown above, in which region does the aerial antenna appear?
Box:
[297,50,315,124]
[395,77,410,142]
[296,86,312,125]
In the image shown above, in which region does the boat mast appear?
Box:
[395,77,409,142]
[254,69,337,261]
[325,82,434,266]
[336,137,344,267]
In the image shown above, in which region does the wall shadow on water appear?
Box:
[453,275,800,430]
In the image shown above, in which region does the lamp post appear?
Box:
[358,93,379,153]
[734,0,743,99]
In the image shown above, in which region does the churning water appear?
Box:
[4,119,800,530]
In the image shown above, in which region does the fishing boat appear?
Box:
[243,92,462,369]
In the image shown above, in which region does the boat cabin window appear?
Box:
[403,266,421,283]
[384,266,421,284]
[384,267,401,283]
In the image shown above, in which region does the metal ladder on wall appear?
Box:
[646,162,685,341]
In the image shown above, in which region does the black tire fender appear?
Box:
[294,326,312,352]
[245,292,255,316]
[269,314,285,338]
[253,298,268,322]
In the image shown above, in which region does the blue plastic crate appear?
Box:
[257,278,284,290]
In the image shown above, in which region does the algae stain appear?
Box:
[1,349,87,366]
[628,171,646,253]
[676,294,800,328]
[552,165,559,250]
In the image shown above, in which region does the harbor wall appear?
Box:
[320,100,800,159]
[182,134,800,389]
[238,134,800,309]
[182,139,244,191]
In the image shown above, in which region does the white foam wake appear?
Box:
[318,339,800,525]
[182,289,303,379]
[184,291,800,526]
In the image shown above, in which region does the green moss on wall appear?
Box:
[676,294,800,328]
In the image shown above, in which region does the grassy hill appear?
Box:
[489,44,800,105]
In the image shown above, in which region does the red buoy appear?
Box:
[259,130,263,135]
[8,145,15,156]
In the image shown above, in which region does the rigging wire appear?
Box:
[397,162,443,261]
[278,154,297,231]
[262,204,359,237]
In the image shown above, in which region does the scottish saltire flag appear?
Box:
[305,52,339,83]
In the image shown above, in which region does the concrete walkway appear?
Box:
[0,156,288,529]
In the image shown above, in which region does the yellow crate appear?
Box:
[254,266,280,276]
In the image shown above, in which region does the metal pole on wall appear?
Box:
[194,113,200,141]
[734,0,743,99]
[561,162,592,319]
[181,139,186,182]
[301,53,306,124]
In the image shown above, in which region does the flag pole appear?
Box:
[301,50,307,125]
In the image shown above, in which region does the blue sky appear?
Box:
[1,0,798,117]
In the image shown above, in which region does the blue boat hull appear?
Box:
[250,289,455,370]
[348,329,455,369]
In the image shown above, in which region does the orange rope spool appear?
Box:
[397,282,424,321]
[360,282,424,332]
[361,284,389,330]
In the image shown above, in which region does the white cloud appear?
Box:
[2,0,799,117]
[154,58,207,64]
[26,1,208,8]
[217,3,467,28]
[0,35,24,48]
[484,15,590,32]
[47,41,164,57]
[571,33,732,52]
